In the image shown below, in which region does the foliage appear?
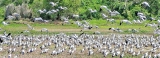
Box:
[0,0,160,21]
[0,0,12,6]
[14,0,23,6]
[0,7,5,19]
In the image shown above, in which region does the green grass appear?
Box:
[88,19,154,34]
[0,19,156,35]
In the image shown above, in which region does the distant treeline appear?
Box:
[0,0,160,21]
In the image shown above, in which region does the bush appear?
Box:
[0,0,12,6]
[14,0,23,6]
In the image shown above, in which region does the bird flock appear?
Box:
[34,1,68,23]
[1,32,160,58]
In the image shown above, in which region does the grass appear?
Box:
[0,19,156,35]
[89,19,154,34]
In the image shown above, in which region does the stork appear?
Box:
[120,19,132,25]
[141,1,150,7]
[49,2,58,7]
